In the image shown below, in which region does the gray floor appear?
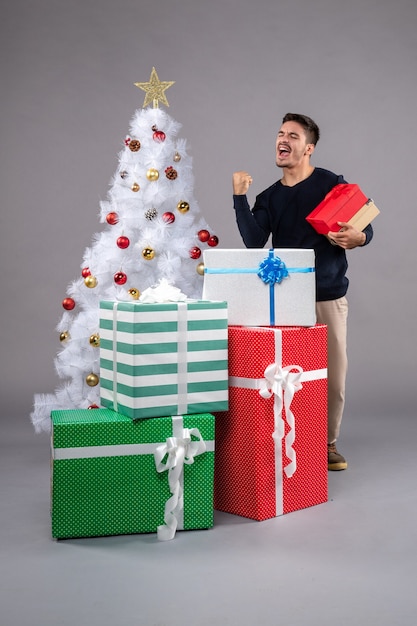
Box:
[2,408,417,626]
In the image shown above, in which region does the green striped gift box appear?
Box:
[51,409,215,539]
[99,300,228,420]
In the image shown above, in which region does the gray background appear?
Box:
[2,2,417,625]
[1,0,415,423]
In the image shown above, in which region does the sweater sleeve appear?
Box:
[233,194,270,248]
[362,222,373,246]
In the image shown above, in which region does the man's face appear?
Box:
[275,121,314,169]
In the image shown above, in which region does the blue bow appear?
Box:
[257,251,289,285]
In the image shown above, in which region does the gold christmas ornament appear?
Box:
[84,275,98,288]
[131,182,140,192]
[142,247,155,260]
[59,331,70,343]
[196,262,205,276]
[177,200,190,213]
[146,168,159,181]
[89,334,100,347]
[128,288,140,300]
[173,151,181,162]
[86,373,99,387]
[134,67,175,109]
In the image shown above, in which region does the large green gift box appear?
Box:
[99,300,228,420]
[51,409,215,540]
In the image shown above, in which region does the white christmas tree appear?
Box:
[31,68,219,433]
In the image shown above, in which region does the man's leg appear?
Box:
[316,296,348,469]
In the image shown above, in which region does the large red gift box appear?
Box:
[306,183,379,234]
[214,324,328,521]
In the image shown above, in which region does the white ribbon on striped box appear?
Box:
[229,328,327,516]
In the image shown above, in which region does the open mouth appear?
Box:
[278,145,291,157]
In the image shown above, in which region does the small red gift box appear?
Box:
[306,183,378,234]
[214,324,328,521]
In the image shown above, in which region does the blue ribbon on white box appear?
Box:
[204,248,314,325]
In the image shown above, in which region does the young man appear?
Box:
[232,112,374,470]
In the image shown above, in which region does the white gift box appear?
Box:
[202,248,316,327]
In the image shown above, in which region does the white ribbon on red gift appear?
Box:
[154,416,206,541]
[258,362,303,479]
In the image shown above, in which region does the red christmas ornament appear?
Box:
[189,246,202,259]
[207,235,219,247]
[81,267,91,278]
[153,130,166,142]
[106,212,119,225]
[114,271,127,285]
[162,212,175,224]
[88,404,100,409]
[117,236,130,249]
[198,229,210,242]
[62,297,75,311]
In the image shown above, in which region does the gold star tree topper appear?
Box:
[134,67,175,108]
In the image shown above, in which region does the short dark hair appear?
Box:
[282,113,320,145]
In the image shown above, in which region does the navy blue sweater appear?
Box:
[233,167,373,301]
